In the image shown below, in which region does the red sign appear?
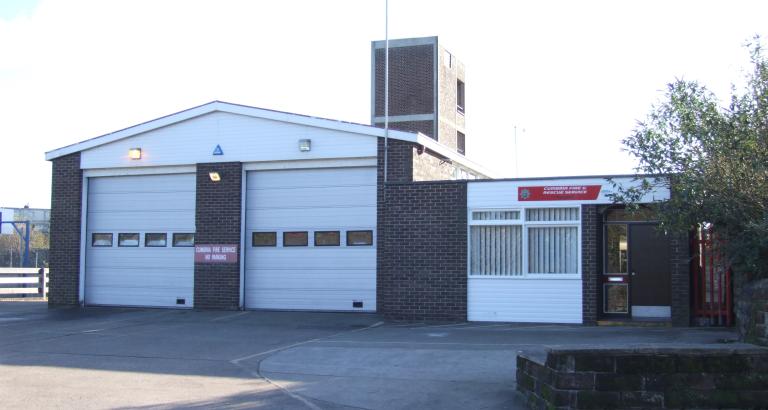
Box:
[518,185,602,201]
[194,244,238,264]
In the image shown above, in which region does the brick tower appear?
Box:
[371,36,467,155]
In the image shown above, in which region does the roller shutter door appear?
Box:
[84,173,195,307]
[244,167,376,311]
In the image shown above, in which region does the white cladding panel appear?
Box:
[468,177,670,208]
[80,112,377,169]
[468,278,583,323]
[245,167,376,311]
[85,174,195,307]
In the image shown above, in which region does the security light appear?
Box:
[208,171,221,182]
[299,139,311,152]
[128,148,142,160]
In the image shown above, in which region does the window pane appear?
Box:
[92,233,113,247]
[604,283,629,314]
[118,233,139,247]
[252,232,276,247]
[526,208,580,222]
[283,231,308,247]
[347,230,373,246]
[173,233,195,247]
[145,233,167,247]
[472,210,520,221]
[470,225,522,276]
[528,227,578,273]
[315,231,340,246]
[605,224,628,274]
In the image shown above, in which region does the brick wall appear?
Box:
[48,153,82,306]
[194,162,242,310]
[582,205,599,325]
[373,44,434,118]
[437,43,464,151]
[377,180,468,321]
[670,231,691,326]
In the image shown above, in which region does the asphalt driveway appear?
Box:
[0,302,741,409]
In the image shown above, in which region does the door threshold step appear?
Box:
[597,319,672,327]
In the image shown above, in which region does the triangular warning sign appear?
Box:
[213,145,223,155]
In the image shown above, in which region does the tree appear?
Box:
[613,37,768,281]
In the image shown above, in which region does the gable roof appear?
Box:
[44,100,494,177]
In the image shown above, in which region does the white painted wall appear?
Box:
[244,167,376,311]
[85,173,195,308]
[468,278,583,323]
[80,111,377,169]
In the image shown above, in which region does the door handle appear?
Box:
[631,271,636,276]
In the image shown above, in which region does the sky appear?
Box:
[1,0,767,208]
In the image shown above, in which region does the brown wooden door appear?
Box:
[629,224,672,314]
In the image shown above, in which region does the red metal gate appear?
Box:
[691,226,733,326]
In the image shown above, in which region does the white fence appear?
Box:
[0,268,48,298]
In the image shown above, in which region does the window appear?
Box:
[283,231,308,247]
[457,131,466,155]
[315,231,340,246]
[469,207,580,276]
[145,233,167,247]
[605,224,628,274]
[457,79,465,114]
[470,225,523,275]
[92,233,113,247]
[347,230,373,246]
[173,233,195,247]
[252,232,277,247]
[118,233,139,247]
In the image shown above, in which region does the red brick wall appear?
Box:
[48,153,82,306]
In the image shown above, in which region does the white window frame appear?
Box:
[468,206,582,279]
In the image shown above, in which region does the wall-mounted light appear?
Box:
[208,171,221,182]
[298,139,311,152]
[128,148,142,160]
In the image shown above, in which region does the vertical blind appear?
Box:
[470,225,522,276]
[527,226,578,273]
[526,207,580,222]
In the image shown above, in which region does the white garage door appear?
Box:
[244,167,376,311]
[85,173,196,308]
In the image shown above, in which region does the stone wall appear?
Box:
[737,278,768,346]
[517,347,768,409]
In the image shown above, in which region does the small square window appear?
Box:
[283,231,308,247]
[253,232,277,247]
[118,233,139,247]
[145,233,167,247]
[457,79,465,114]
[172,233,195,247]
[315,231,340,246]
[346,230,373,246]
[92,233,113,247]
[457,131,466,155]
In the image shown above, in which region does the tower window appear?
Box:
[457,80,465,114]
[457,131,466,155]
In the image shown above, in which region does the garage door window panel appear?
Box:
[92,233,113,247]
[252,232,277,247]
[346,230,373,246]
[118,233,139,247]
[315,231,340,246]
[283,231,308,247]
[145,233,167,247]
[172,233,195,247]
